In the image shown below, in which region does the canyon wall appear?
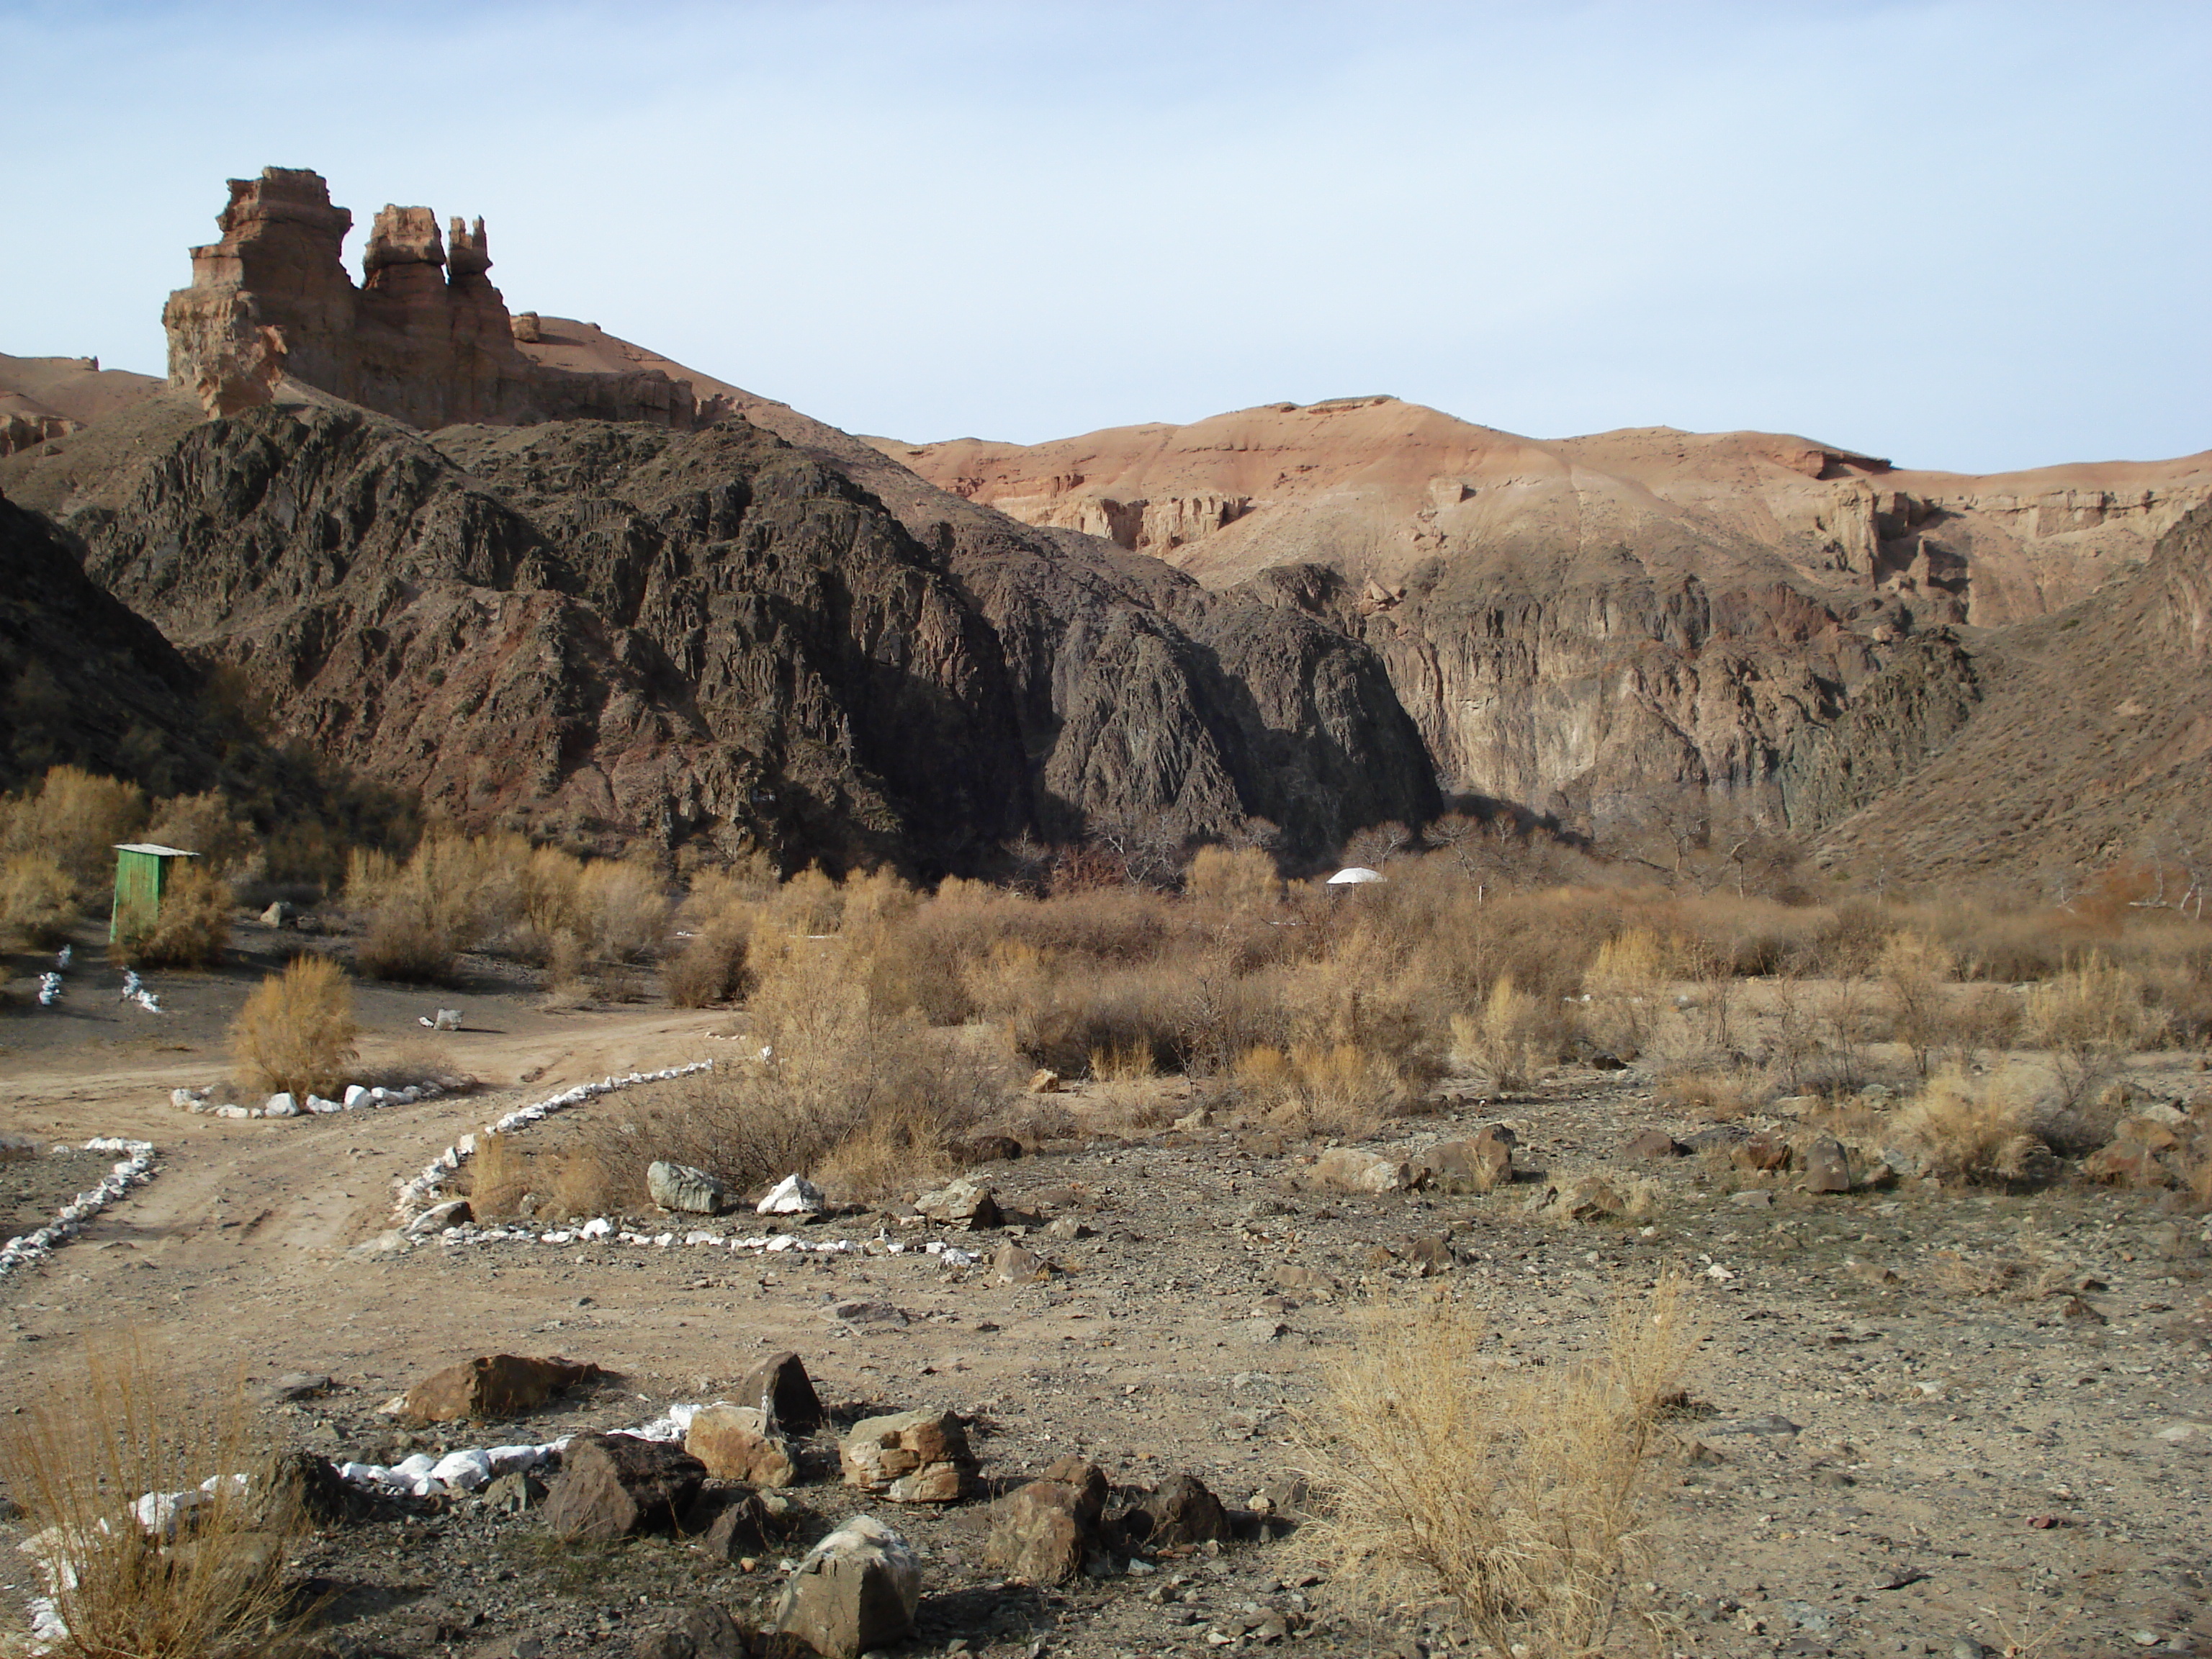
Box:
[161,168,724,431]
[881,402,2212,839]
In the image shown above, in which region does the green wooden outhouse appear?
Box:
[110,843,197,943]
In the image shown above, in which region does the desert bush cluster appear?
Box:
[0,1335,307,1659]
[1305,1273,1700,1659]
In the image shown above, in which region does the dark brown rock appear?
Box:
[984,1458,1109,1584]
[1734,1133,1793,1174]
[1626,1129,1683,1159]
[401,1355,598,1424]
[630,1604,743,1659]
[736,1351,822,1435]
[541,1434,706,1541]
[1415,1133,1512,1193]
[1117,1473,1231,1550]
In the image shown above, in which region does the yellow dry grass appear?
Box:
[1303,1272,1700,1659]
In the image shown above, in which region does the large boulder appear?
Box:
[402,1354,598,1424]
[684,1405,797,1487]
[648,1161,727,1215]
[1802,1136,1853,1193]
[840,1408,976,1503]
[984,1457,1108,1583]
[773,1516,922,1658]
[541,1434,706,1540]
[1414,1128,1514,1192]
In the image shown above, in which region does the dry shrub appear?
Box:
[1088,1038,1156,1082]
[2027,951,2159,1115]
[0,765,147,886]
[1,850,78,946]
[464,1131,629,1222]
[581,926,1010,1207]
[1187,844,1282,911]
[350,832,534,982]
[1236,1042,1406,1138]
[1657,1067,1765,1120]
[230,954,358,1098]
[142,792,258,878]
[1305,1273,1699,1659]
[1449,974,1549,1090]
[117,865,232,968]
[0,1334,307,1659]
[1890,1066,2051,1185]
[1581,928,1668,1056]
[665,870,758,1008]
[1878,931,1956,1077]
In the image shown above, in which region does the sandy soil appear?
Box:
[0,945,2207,1659]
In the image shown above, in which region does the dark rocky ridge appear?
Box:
[50,404,1437,869]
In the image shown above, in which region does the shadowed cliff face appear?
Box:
[58,405,1438,870]
[0,490,226,794]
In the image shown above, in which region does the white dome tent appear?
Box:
[1325,866,1387,886]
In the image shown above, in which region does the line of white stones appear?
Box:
[390,1062,717,1226]
[0,1139,158,1282]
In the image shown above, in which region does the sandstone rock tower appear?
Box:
[163,166,709,431]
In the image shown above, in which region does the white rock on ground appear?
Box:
[758,1173,825,1215]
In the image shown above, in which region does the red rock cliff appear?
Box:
[162,167,721,431]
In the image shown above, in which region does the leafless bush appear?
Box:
[1449,974,1550,1090]
[1878,930,1956,1078]
[115,865,232,968]
[2027,951,2159,1116]
[0,850,78,947]
[0,765,147,887]
[0,1334,308,1659]
[1890,1066,2052,1185]
[230,954,358,1099]
[1234,1042,1407,1138]
[1304,1272,1699,1659]
[142,792,259,879]
[577,926,1011,1206]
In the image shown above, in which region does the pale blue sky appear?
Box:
[2,0,2205,472]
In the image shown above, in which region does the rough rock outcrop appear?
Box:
[162,168,721,431]
[881,402,2212,842]
[44,398,1434,868]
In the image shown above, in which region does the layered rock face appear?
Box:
[162,168,719,431]
[54,403,1434,868]
[883,403,2212,836]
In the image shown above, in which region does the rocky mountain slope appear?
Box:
[880,403,2212,842]
[9,397,1435,871]
[0,483,246,796]
[0,169,1437,872]
[1815,502,2212,884]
